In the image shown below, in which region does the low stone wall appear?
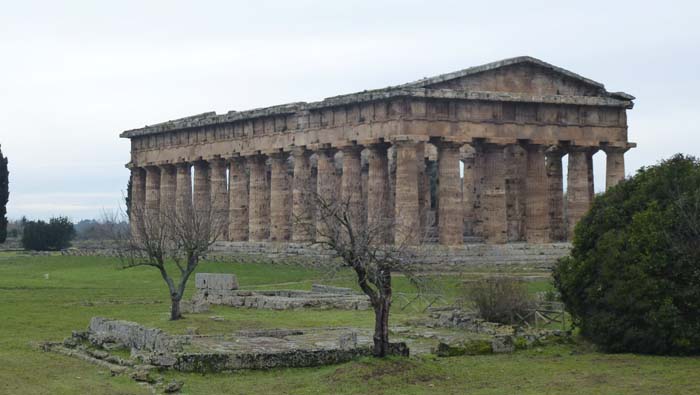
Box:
[193,289,371,310]
[208,241,571,270]
[56,240,570,270]
[192,273,370,310]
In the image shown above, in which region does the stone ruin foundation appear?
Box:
[42,309,571,376]
[191,273,371,310]
[45,317,408,374]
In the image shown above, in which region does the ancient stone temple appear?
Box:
[121,56,635,247]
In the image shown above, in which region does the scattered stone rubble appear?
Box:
[191,273,370,310]
[414,308,572,356]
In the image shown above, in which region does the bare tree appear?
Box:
[113,202,226,320]
[298,190,418,357]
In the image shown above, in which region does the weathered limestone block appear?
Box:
[480,144,507,244]
[210,158,229,240]
[228,157,249,241]
[195,273,239,291]
[394,139,421,244]
[525,145,549,243]
[437,141,463,245]
[291,148,313,242]
[545,147,566,241]
[367,143,391,243]
[270,152,292,242]
[175,163,192,219]
[249,154,270,241]
[87,317,182,353]
[193,160,211,214]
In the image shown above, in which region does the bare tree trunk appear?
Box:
[372,296,391,357]
[170,294,182,320]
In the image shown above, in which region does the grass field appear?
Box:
[1,252,699,394]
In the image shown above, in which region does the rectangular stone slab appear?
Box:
[195,273,239,291]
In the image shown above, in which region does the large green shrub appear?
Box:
[21,217,76,251]
[553,154,700,354]
[462,276,536,325]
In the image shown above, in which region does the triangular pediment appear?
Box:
[401,56,627,98]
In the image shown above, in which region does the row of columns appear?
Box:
[130,141,627,245]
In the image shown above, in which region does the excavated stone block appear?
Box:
[195,273,238,291]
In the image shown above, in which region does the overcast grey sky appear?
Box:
[1,0,699,221]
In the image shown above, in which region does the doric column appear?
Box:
[471,147,486,238]
[228,157,249,241]
[248,154,270,241]
[388,146,397,232]
[291,148,313,242]
[480,144,508,244]
[361,159,369,222]
[416,142,429,233]
[437,141,463,245]
[193,160,211,214]
[418,157,439,229]
[270,152,292,242]
[341,145,364,230]
[159,165,176,218]
[567,147,595,238]
[505,144,527,242]
[525,145,549,243]
[604,146,627,190]
[315,147,337,239]
[367,143,391,243]
[461,151,476,236]
[587,150,595,203]
[144,166,161,221]
[545,147,566,241]
[130,167,146,234]
[393,139,420,245]
[316,148,337,200]
[209,158,229,240]
[175,162,192,219]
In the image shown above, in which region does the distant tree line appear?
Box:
[21,217,76,251]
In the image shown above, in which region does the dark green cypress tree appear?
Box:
[0,145,8,243]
